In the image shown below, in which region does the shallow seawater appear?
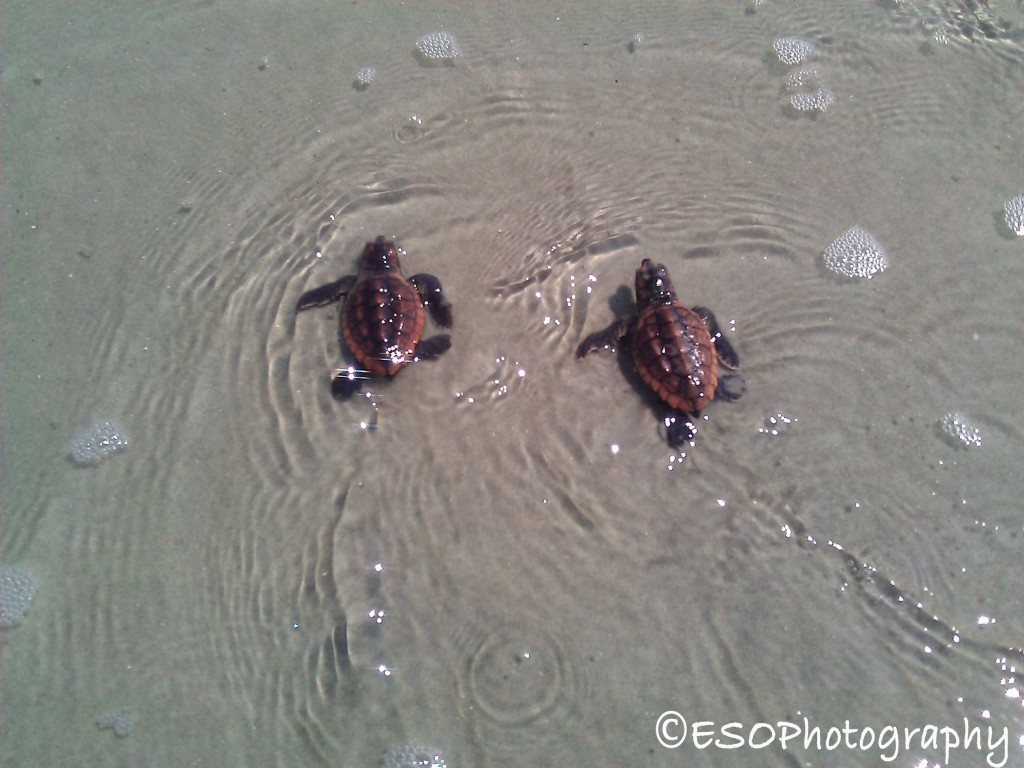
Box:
[2,2,1023,766]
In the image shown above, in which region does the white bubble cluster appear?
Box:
[96,707,134,737]
[0,564,37,628]
[354,67,377,90]
[773,36,814,65]
[1003,194,1024,236]
[823,226,888,279]
[415,30,461,63]
[67,419,128,466]
[940,411,982,448]
[383,744,448,768]
[790,89,835,112]
[773,43,834,113]
[786,68,817,88]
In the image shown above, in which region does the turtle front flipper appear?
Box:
[575,318,633,359]
[409,273,453,328]
[692,306,739,370]
[663,409,697,447]
[297,275,356,311]
[414,335,452,361]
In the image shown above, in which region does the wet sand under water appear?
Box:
[2,2,1023,766]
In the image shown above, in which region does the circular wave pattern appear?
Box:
[455,621,582,761]
[466,626,572,727]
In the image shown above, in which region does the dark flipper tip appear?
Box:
[664,411,696,447]
[415,335,452,361]
[296,276,354,312]
[717,373,746,402]
[693,305,740,370]
[430,300,453,329]
[331,369,365,398]
[576,318,631,360]
[410,273,453,328]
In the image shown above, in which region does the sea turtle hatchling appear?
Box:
[576,258,744,446]
[296,236,453,398]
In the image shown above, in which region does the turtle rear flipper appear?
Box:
[410,273,453,328]
[415,335,452,361]
[692,305,739,370]
[717,373,746,402]
[663,410,697,447]
[331,366,366,399]
[297,276,356,311]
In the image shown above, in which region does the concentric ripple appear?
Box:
[465,625,572,727]
[454,621,582,760]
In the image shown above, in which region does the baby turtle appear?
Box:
[296,236,452,398]
[576,258,744,446]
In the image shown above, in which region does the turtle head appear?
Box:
[360,236,402,272]
[634,258,677,310]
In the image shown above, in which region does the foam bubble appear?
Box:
[0,564,38,628]
[67,419,128,466]
[791,88,836,112]
[354,66,377,90]
[786,70,835,112]
[415,31,461,63]
[823,226,888,279]
[382,743,448,768]
[940,411,982,448]
[1003,194,1024,236]
[786,68,817,89]
[773,36,814,65]
[96,707,134,737]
